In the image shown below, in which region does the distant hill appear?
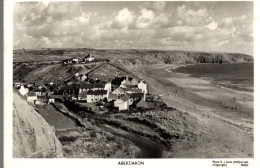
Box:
[13,48,253,66]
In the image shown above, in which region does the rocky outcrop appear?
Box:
[13,93,63,158]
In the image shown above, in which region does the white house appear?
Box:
[114,95,129,111]
[83,54,95,62]
[14,82,21,88]
[35,89,42,96]
[86,90,108,103]
[72,58,79,63]
[87,54,94,62]
[19,85,29,96]
[48,98,55,103]
[138,81,147,94]
[104,82,112,93]
[27,91,37,102]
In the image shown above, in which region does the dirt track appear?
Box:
[129,64,253,158]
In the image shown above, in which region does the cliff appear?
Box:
[13,93,63,158]
[112,50,253,67]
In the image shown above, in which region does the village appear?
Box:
[14,54,168,114]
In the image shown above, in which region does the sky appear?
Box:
[13,1,254,55]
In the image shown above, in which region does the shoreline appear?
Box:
[170,63,254,96]
[129,64,253,157]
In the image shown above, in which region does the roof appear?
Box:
[84,54,92,58]
[27,91,36,97]
[94,90,107,95]
[60,84,79,90]
[121,95,130,102]
[112,87,125,94]
[129,93,144,99]
[122,84,136,89]
[78,91,88,98]
[122,78,131,85]
[108,94,118,100]
[49,95,64,99]
[139,80,147,84]
[136,99,148,108]
[123,88,142,93]
[93,82,105,88]
[79,82,93,89]
[87,90,94,95]
[86,90,107,95]
[130,78,139,85]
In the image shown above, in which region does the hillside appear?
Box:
[13,49,253,84]
[13,48,253,65]
[13,93,63,158]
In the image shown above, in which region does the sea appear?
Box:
[173,63,254,92]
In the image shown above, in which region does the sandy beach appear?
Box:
[129,64,253,158]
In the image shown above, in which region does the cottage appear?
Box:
[34,89,42,96]
[94,90,108,101]
[114,95,130,111]
[67,59,72,64]
[27,91,37,102]
[48,95,64,103]
[84,54,94,62]
[60,84,79,96]
[14,82,21,88]
[72,58,79,63]
[19,85,29,96]
[49,97,55,103]
[86,90,108,103]
[138,80,148,94]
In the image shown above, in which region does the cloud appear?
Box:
[135,8,155,29]
[13,2,253,55]
[142,1,166,12]
[177,5,208,26]
[207,21,218,30]
[220,15,248,27]
[111,7,135,30]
